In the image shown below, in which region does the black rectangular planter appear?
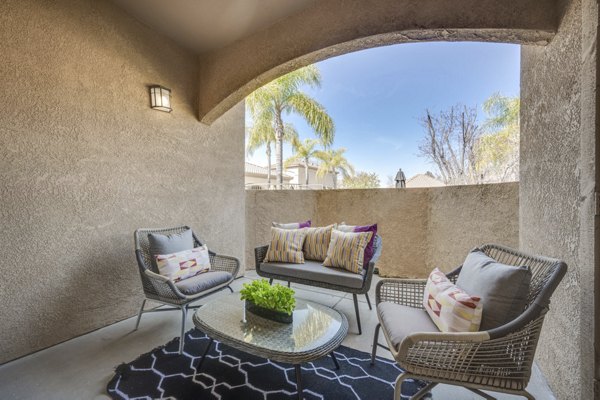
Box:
[245,300,293,324]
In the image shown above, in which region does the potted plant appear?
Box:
[240,279,296,324]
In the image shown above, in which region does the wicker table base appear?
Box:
[193,294,349,399]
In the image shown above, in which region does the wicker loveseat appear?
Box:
[254,235,382,334]
[370,244,567,400]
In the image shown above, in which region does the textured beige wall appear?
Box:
[198,0,559,123]
[0,0,245,364]
[246,183,519,278]
[521,0,595,397]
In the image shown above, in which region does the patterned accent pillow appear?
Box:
[337,223,378,268]
[155,245,211,282]
[423,268,482,332]
[264,227,307,264]
[272,220,311,229]
[303,224,335,261]
[323,229,373,274]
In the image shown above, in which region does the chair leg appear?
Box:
[371,323,381,365]
[411,382,438,400]
[179,306,188,355]
[393,372,410,400]
[352,294,362,335]
[365,293,372,310]
[134,299,146,331]
[287,281,291,288]
[269,278,273,285]
[522,390,535,400]
[227,285,234,293]
[466,388,497,399]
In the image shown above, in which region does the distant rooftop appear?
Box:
[245,162,293,180]
[406,173,445,188]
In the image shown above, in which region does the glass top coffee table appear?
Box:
[193,293,348,399]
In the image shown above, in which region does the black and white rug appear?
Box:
[107,329,431,400]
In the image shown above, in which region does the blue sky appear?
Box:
[246,42,520,185]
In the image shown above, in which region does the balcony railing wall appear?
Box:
[246,182,519,277]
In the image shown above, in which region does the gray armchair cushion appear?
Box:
[378,302,439,351]
[260,260,366,289]
[456,249,532,331]
[174,271,232,295]
[148,229,194,272]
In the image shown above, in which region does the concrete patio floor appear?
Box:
[0,271,555,400]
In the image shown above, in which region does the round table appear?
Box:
[193,293,348,399]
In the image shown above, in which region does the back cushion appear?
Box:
[423,268,482,332]
[148,229,194,272]
[272,220,311,229]
[456,249,532,331]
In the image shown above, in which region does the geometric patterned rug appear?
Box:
[106,328,432,400]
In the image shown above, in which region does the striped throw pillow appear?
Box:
[264,227,307,264]
[323,229,373,274]
[423,268,482,332]
[303,224,335,261]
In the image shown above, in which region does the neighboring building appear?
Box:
[245,162,336,189]
[281,162,336,189]
[406,173,445,188]
[244,162,293,189]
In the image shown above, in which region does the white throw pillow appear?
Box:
[155,245,211,282]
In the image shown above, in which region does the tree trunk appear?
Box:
[266,144,272,186]
[304,158,309,186]
[274,112,284,188]
[332,168,337,189]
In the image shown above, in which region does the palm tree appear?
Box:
[246,118,298,185]
[246,65,334,187]
[315,148,355,189]
[285,138,320,186]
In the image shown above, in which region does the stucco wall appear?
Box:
[246,183,519,277]
[521,0,596,397]
[0,0,245,364]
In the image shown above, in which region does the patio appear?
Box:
[0,271,555,400]
[0,0,597,399]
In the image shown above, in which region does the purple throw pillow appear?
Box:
[299,220,312,228]
[352,224,377,267]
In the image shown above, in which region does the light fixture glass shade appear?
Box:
[149,85,172,112]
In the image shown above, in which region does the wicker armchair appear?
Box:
[134,226,240,354]
[370,244,567,400]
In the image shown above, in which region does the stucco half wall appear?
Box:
[197,0,559,123]
[245,183,519,277]
[0,0,245,364]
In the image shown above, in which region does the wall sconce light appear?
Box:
[149,85,172,112]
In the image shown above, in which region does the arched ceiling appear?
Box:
[111,0,560,124]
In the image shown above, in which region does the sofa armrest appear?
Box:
[375,278,427,309]
[254,245,269,271]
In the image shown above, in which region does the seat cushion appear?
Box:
[456,249,532,331]
[378,302,439,351]
[260,260,366,289]
[174,271,232,295]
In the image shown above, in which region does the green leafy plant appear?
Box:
[240,279,296,315]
